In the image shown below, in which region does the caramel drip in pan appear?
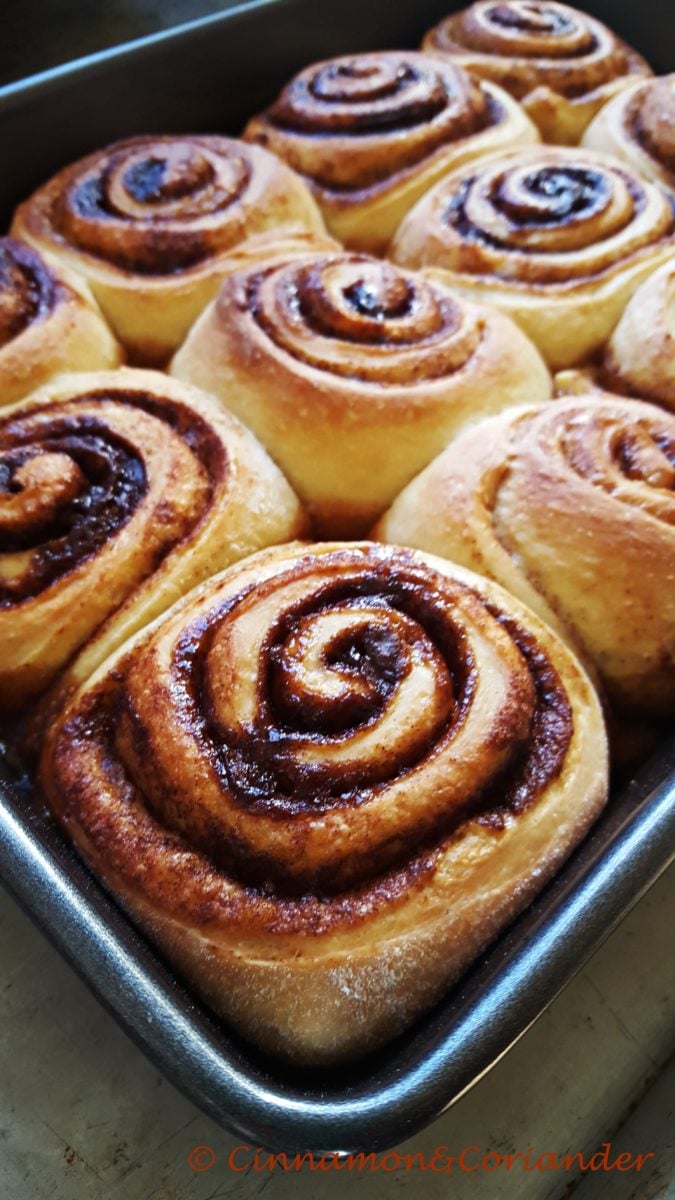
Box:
[56,548,574,919]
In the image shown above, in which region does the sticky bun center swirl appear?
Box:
[441,150,673,281]
[99,545,574,895]
[454,1,597,57]
[52,137,253,273]
[263,53,496,191]
[232,253,483,382]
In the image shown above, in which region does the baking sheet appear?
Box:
[0,0,673,1153]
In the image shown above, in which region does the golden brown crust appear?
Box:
[423,1,652,144]
[583,75,675,205]
[40,541,607,1063]
[600,259,675,410]
[555,259,675,411]
[10,136,325,365]
[390,145,675,369]
[0,237,121,404]
[244,51,539,251]
[376,396,675,714]
[0,368,305,713]
[171,247,551,535]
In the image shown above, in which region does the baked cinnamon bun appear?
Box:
[390,145,675,369]
[556,259,675,410]
[376,396,675,715]
[244,51,538,252]
[0,237,120,406]
[40,540,607,1063]
[0,369,305,713]
[171,247,551,535]
[423,1,652,144]
[10,136,324,365]
[583,74,675,206]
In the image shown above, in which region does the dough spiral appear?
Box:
[244,51,538,251]
[11,136,324,364]
[391,145,675,368]
[423,1,652,143]
[40,540,607,1063]
[376,396,675,714]
[0,368,305,712]
[0,236,120,406]
[171,246,551,534]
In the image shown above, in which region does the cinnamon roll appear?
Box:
[39,541,607,1063]
[171,247,551,535]
[0,369,305,713]
[583,75,675,206]
[390,145,675,369]
[0,237,121,406]
[243,51,538,252]
[556,259,675,410]
[10,136,324,365]
[423,1,652,144]
[602,260,675,409]
[376,396,675,714]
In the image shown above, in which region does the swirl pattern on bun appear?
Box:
[40,541,607,1063]
[0,237,120,406]
[171,247,551,534]
[583,74,675,206]
[390,145,675,368]
[11,136,324,364]
[244,51,538,251]
[376,396,675,714]
[0,369,305,713]
[423,1,652,144]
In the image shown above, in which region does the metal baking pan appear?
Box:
[0,0,673,1155]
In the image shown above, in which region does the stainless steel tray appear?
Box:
[0,0,673,1154]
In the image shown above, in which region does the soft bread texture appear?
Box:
[376,397,675,715]
[583,75,675,205]
[11,136,325,365]
[554,259,675,410]
[391,145,675,369]
[171,248,551,535]
[0,368,305,712]
[422,0,651,144]
[602,259,675,410]
[0,237,121,405]
[244,51,539,252]
[40,541,608,1064]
